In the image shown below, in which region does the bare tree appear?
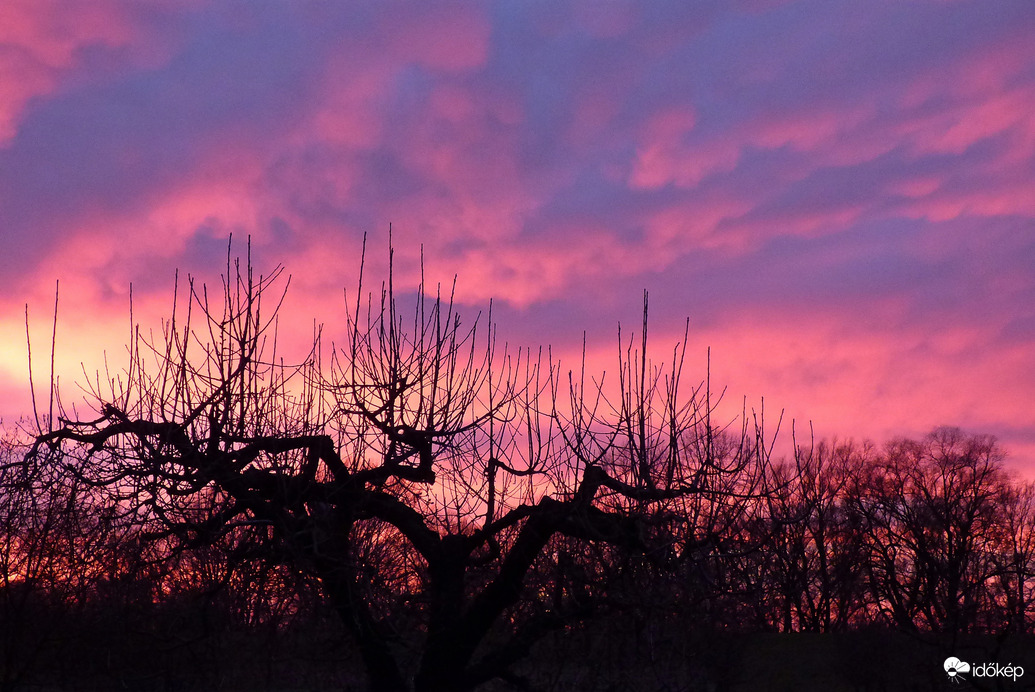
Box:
[0,428,136,691]
[847,428,1011,634]
[19,242,1035,691]
[761,439,871,632]
[29,245,778,691]
[987,479,1035,634]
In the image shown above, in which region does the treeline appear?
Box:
[698,428,1035,635]
[6,254,1035,691]
[1,429,353,691]
[3,425,1033,690]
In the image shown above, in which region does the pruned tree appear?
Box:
[30,245,777,692]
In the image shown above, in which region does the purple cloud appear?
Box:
[2,0,1035,470]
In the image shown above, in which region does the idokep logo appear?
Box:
[944,656,1025,683]
[944,657,970,681]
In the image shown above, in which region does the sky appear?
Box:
[2,0,1034,473]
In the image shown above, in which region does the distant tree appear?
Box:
[30,247,777,692]
[848,428,1011,634]
[761,439,871,632]
[0,430,128,691]
[986,479,1035,634]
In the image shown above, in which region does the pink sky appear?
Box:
[2,0,1034,473]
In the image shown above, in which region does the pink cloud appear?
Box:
[0,0,182,142]
[577,306,1035,475]
[630,106,736,190]
[377,4,490,72]
[3,0,1035,477]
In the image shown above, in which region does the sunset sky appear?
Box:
[2,1,1034,473]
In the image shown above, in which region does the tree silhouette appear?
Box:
[30,246,776,692]
[761,439,870,632]
[10,245,1035,690]
[847,428,1012,634]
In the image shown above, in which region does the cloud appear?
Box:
[2,0,1035,471]
[0,0,148,141]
